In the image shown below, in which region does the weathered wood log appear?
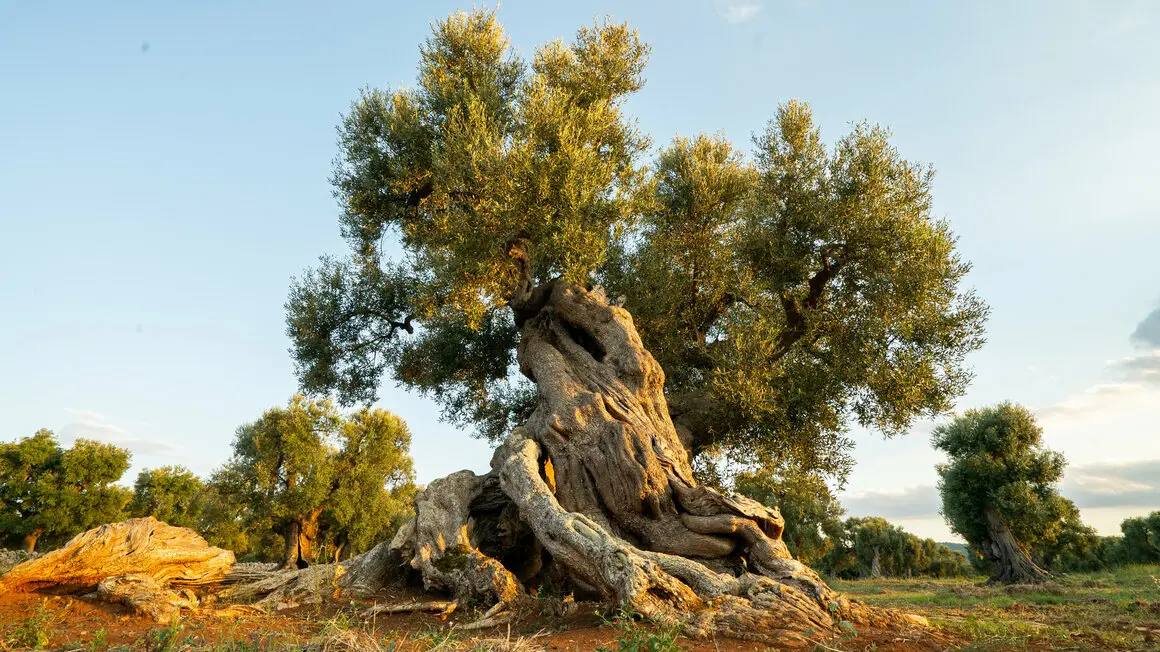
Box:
[0,517,234,592]
[96,574,198,623]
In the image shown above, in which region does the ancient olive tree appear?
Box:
[284,9,983,640]
[734,465,844,564]
[933,403,1072,583]
[0,429,132,552]
[217,396,415,568]
[130,466,206,529]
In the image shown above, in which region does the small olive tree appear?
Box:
[130,465,206,529]
[933,403,1071,583]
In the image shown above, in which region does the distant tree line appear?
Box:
[0,396,417,566]
[733,405,1160,581]
[5,397,1157,579]
[735,468,974,578]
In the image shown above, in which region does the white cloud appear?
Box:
[840,484,941,520]
[59,410,183,457]
[1061,459,1160,509]
[1034,382,1149,419]
[717,1,762,24]
[64,407,108,421]
[1108,350,1160,385]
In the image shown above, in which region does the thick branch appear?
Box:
[774,255,844,360]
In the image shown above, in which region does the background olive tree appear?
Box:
[130,465,206,529]
[933,403,1078,583]
[211,396,416,567]
[0,429,132,552]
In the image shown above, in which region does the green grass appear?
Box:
[2,602,56,650]
[596,608,683,652]
[831,564,1160,650]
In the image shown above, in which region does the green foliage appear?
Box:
[596,608,683,652]
[820,516,972,579]
[130,465,205,528]
[1035,507,1106,572]
[1107,511,1160,565]
[932,403,1074,571]
[733,463,844,564]
[198,463,268,558]
[2,602,55,649]
[208,395,417,563]
[0,429,131,551]
[324,408,418,557]
[613,103,988,480]
[287,8,650,438]
[286,9,988,486]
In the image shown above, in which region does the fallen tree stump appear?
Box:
[0,517,234,593]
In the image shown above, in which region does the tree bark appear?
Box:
[370,280,920,643]
[282,522,302,570]
[982,508,1050,584]
[21,528,42,553]
[298,508,323,567]
[870,547,882,579]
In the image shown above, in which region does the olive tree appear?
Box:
[0,430,132,551]
[283,9,985,639]
[218,396,415,568]
[933,403,1070,583]
[130,465,206,529]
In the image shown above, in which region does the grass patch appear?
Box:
[833,565,1160,650]
[2,601,56,650]
[596,608,683,652]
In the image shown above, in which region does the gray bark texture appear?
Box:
[982,508,1050,584]
[363,281,922,643]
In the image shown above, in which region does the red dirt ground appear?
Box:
[0,589,959,651]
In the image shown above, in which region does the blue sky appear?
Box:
[2,1,1158,541]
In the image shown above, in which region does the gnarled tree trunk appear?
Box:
[22,528,42,553]
[982,508,1049,584]
[281,509,324,570]
[368,276,919,644]
[282,521,301,570]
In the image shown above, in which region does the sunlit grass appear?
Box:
[832,564,1160,650]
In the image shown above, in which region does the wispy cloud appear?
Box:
[65,407,108,421]
[1035,304,1160,419]
[1034,382,1147,419]
[1062,459,1160,509]
[841,484,941,520]
[716,1,762,24]
[59,410,183,457]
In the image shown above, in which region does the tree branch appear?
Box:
[773,253,844,361]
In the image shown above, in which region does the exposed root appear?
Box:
[388,470,522,605]
[96,574,198,624]
[361,600,457,617]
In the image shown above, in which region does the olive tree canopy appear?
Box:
[282,9,985,642]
